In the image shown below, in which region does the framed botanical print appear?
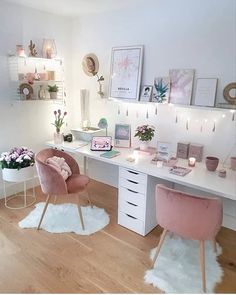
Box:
[152,77,170,103]
[109,45,143,100]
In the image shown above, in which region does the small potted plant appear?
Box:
[0,147,35,182]
[134,124,155,150]
[48,84,59,99]
[52,109,67,144]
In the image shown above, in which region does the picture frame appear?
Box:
[139,85,153,102]
[157,142,172,161]
[114,124,131,148]
[90,136,112,151]
[152,77,170,103]
[109,45,143,100]
[194,78,218,107]
[169,69,194,105]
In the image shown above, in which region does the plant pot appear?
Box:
[139,141,150,151]
[2,166,34,182]
[205,156,219,172]
[50,92,57,100]
[54,132,63,144]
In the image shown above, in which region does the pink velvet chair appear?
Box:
[35,148,92,231]
[152,184,223,292]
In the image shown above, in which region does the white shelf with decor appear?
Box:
[8,56,66,103]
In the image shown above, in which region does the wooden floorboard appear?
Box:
[0,180,235,293]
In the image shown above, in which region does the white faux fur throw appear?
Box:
[144,234,223,293]
[19,203,110,235]
[46,156,72,180]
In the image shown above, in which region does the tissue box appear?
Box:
[71,127,104,142]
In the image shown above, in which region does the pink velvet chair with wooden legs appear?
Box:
[35,148,92,231]
[152,184,223,293]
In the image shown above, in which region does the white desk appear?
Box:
[46,140,236,233]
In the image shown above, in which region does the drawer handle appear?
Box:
[127,170,139,175]
[127,201,137,207]
[127,188,138,194]
[125,213,137,220]
[127,179,138,184]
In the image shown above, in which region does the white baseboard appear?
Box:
[0,176,39,199]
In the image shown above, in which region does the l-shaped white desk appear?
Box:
[46,141,236,234]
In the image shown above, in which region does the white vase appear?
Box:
[2,166,34,182]
[139,141,150,151]
[54,132,64,144]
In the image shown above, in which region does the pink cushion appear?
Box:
[156,185,223,241]
[46,156,72,180]
[66,174,90,193]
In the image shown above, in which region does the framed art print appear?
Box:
[114,124,131,148]
[90,136,112,151]
[109,45,143,100]
[194,78,218,107]
[152,77,170,103]
[169,69,194,105]
[139,85,153,102]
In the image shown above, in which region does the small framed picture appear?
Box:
[90,136,112,151]
[139,85,153,102]
[114,124,131,148]
[194,78,218,107]
[157,142,172,161]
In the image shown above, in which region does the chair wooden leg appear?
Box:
[37,194,51,230]
[84,189,93,208]
[199,240,206,293]
[212,239,217,253]
[53,195,57,204]
[151,229,168,268]
[77,195,85,230]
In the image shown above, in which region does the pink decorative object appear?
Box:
[177,142,189,159]
[188,157,196,167]
[230,156,236,170]
[188,143,203,162]
[205,156,219,171]
[152,184,222,292]
[218,169,226,178]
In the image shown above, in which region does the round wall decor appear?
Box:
[19,83,33,100]
[82,53,99,76]
[223,82,236,105]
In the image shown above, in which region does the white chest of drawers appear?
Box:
[118,166,158,236]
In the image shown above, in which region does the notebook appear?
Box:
[100,150,121,158]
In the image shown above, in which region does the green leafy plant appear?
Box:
[52,109,67,133]
[134,125,155,141]
[48,84,59,92]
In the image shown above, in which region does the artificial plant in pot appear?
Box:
[52,109,67,144]
[48,84,59,99]
[134,124,155,151]
[0,147,35,182]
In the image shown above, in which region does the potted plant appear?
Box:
[48,84,59,99]
[134,124,155,150]
[52,109,67,144]
[0,147,35,182]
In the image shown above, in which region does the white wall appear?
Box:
[71,0,236,162]
[0,0,75,195]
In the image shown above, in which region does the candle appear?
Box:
[46,46,52,59]
[156,161,163,168]
[188,157,196,167]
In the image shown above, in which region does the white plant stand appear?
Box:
[2,167,36,209]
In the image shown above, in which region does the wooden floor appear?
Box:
[0,180,235,293]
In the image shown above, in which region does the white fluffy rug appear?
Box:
[144,234,223,293]
[19,202,110,235]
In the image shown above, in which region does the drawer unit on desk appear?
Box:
[119,177,146,194]
[119,168,147,184]
[118,212,145,235]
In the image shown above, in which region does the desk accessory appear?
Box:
[189,144,203,162]
[157,142,171,161]
[63,133,73,142]
[169,166,192,176]
[205,156,219,171]
[230,157,236,170]
[100,150,120,158]
[218,169,226,178]
[177,142,190,159]
[134,146,156,156]
[188,157,196,167]
[91,136,112,151]
[114,124,131,148]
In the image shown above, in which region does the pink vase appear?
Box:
[205,156,219,172]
